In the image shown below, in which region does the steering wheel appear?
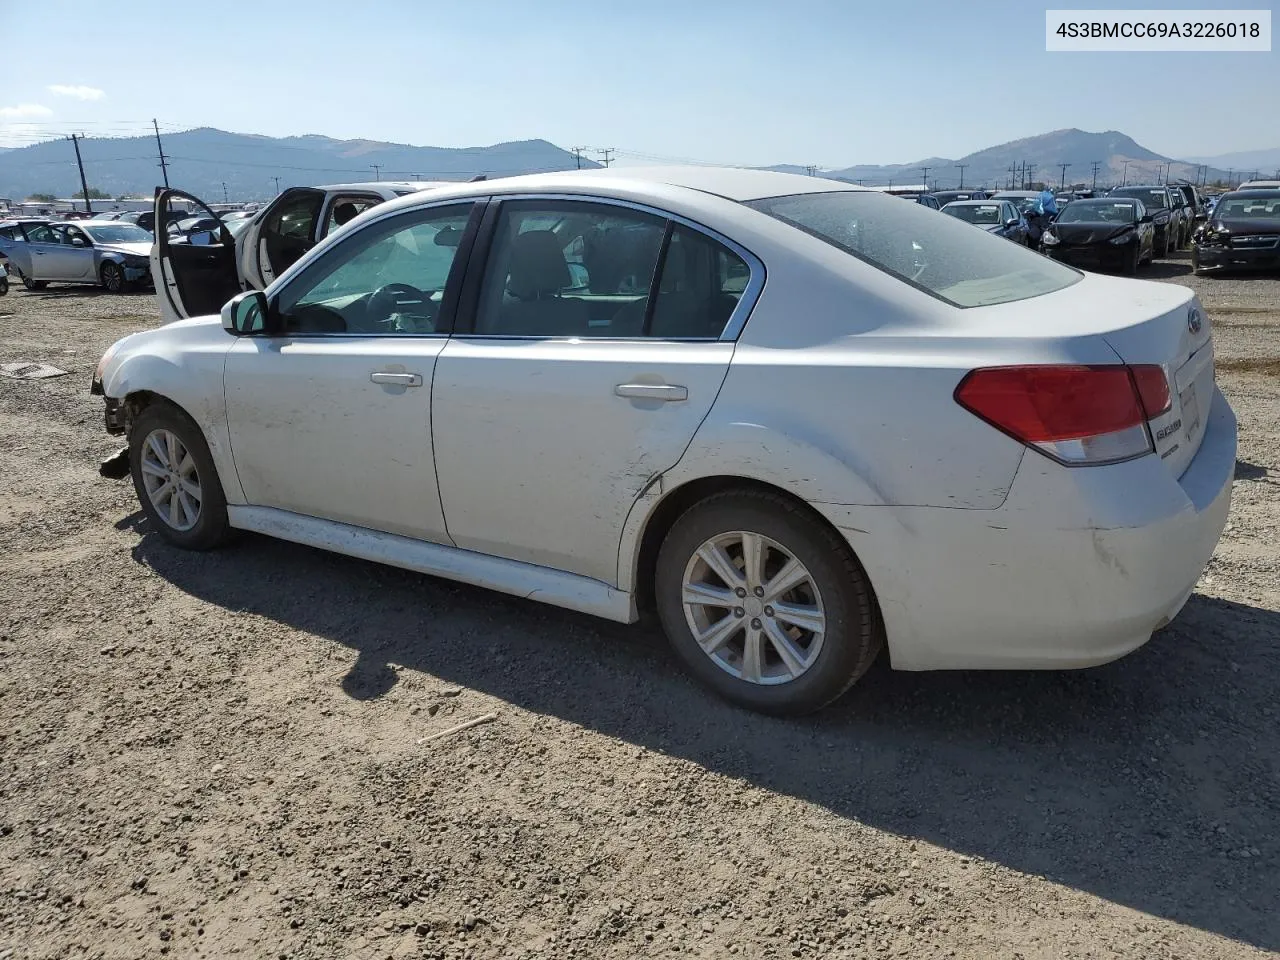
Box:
[366,282,435,331]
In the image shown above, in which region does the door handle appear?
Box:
[370,371,423,387]
[615,383,688,402]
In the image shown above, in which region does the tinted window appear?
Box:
[474,201,666,338]
[648,225,750,339]
[1113,188,1168,210]
[324,196,383,237]
[747,190,1080,308]
[26,225,59,244]
[277,204,472,335]
[943,204,1002,225]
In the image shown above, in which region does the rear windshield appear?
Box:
[1113,187,1168,210]
[944,203,1002,225]
[747,191,1080,308]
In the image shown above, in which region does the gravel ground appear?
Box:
[1,254,1278,960]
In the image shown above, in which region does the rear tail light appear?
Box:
[955,364,1169,465]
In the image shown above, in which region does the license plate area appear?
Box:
[1179,382,1201,442]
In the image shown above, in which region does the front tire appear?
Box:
[22,275,47,291]
[100,262,126,294]
[654,490,881,716]
[128,401,231,550]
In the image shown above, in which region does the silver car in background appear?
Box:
[5,220,154,293]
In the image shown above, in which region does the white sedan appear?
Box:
[93,168,1235,715]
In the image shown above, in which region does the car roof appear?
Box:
[1223,188,1280,198]
[1112,184,1166,190]
[315,180,456,192]
[1239,179,1280,188]
[944,199,1003,206]
[338,167,863,223]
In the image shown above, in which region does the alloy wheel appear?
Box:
[139,428,202,531]
[681,530,826,685]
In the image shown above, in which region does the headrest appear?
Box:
[506,230,569,299]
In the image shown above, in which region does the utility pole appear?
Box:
[920,166,930,188]
[221,181,229,203]
[1121,159,1130,186]
[596,147,614,168]
[68,134,92,214]
[955,163,967,188]
[1227,168,1233,188]
[804,165,818,177]
[1090,160,1101,191]
[411,173,421,181]
[1058,163,1071,190]
[571,146,587,170]
[271,176,282,195]
[370,164,382,181]
[153,119,170,189]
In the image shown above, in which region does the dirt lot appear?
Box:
[1,251,1278,960]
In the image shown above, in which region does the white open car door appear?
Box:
[150,189,242,323]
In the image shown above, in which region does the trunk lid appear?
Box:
[1101,290,1213,478]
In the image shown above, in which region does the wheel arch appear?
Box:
[104,350,245,505]
[626,474,884,629]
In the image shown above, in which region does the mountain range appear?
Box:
[0,128,596,202]
[774,129,1243,191]
[0,126,1269,203]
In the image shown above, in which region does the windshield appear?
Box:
[748,191,1080,308]
[225,218,251,238]
[1055,200,1139,224]
[1112,188,1167,210]
[1215,195,1280,219]
[82,223,152,244]
[943,203,1003,225]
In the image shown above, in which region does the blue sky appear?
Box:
[1,0,1275,165]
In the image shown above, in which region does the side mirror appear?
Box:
[222,290,268,335]
[1140,214,1153,224]
[71,236,87,247]
[1005,217,1020,227]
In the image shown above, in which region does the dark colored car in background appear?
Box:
[1109,185,1178,256]
[989,190,1054,245]
[1192,189,1280,274]
[1040,196,1154,274]
[1172,183,1208,226]
[940,199,1029,244]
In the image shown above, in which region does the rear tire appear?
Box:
[128,401,231,550]
[654,490,881,716]
[100,262,126,294]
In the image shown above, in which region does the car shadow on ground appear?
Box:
[131,528,1280,952]
[14,286,153,300]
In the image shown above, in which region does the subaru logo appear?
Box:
[1188,308,1203,335]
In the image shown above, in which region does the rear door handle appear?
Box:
[370,371,423,387]
[615,383,688,402]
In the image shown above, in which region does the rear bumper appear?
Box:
[817,387,1236,670]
